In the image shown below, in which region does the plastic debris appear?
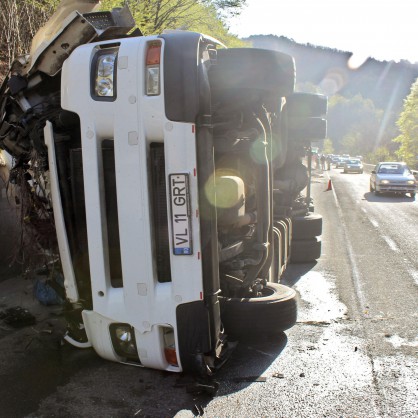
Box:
[34,273,65,305]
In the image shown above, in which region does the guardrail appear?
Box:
[362,163,374,174]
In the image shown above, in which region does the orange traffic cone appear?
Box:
[325,179,332,191]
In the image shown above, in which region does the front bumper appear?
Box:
[376,184,416,193]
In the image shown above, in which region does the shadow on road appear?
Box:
[363,191,416,203]
[0,275,290,417]
[175,332,289,416]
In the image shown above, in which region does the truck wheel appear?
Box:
[219,283,297,341]
[285,93,328,117]
[287,117,327,142]
[290,237,321,263]
[209,48,295,98]
[292,213,322,239]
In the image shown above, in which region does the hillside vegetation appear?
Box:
[249,35,418,168]
[1,2,417,167]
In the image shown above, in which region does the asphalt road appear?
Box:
[0,166,417,417]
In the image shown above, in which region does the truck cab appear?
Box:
[0,1,327,380]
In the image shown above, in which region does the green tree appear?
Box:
[0,0,246,82]
[322,138,334,154]
[327,94,397,157]
[100,0,246,44]
[365,146,396,165]
[393,79,418,169]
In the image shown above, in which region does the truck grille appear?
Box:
[150,143,172,282]
[102,141,123,287]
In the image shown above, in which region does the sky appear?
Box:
[228,0,418,64]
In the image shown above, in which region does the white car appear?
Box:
[370,162,416,198]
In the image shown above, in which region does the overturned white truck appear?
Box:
[0,1,326,380]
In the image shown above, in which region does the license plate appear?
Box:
[169,173,193,255]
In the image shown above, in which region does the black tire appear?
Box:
[287,117,327,142]
[290,237,321,263]
[220,283,297,340]
[292,213,322,239]
[285,92,328,117]
[209,48,295,98]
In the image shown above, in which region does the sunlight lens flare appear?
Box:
[347,53,369,70]
[319,67,347,95]
[204,170,244,209]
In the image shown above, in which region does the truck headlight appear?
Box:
[109,323,140,361]
[92,47,119,100]
[407,180,415,185]
[380,180,390,184]
[96,78,113,96]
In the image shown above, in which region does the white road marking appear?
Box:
[407,268,418,286]
[328,172,417,288]
[326,173,384,417]
[382,235,400,252]
[329,175,367,310]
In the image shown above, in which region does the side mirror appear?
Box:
[371,170,376,174]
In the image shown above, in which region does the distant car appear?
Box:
[336,157,349,168]
[331,156,340,166]
[370,162,416,198]
[343,158,363,173]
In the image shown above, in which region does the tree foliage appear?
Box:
[326,94,398,157]
[393,79,418,168]
[365,146,396,165]
[100,0,246,45]
[322,138,334,155]
[0,0,59,78]
[0,0,246,83]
